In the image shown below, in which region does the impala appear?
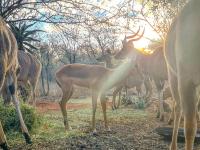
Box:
[115,36,168,121]
[55,28,144,133]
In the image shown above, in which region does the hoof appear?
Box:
[23,132,32,144]
[65,126,72,131]
[106,127,111,132]
[112,105,118,110]
[168,119,173,125]
[91,129,98,136]
[156,112,160,118]
[159,115,164,122]
[170,143,177,150]
[0,142,10,150]
[28,101,36,107]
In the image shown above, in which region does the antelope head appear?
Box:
[115,27,145,60]
[96,49,112,62]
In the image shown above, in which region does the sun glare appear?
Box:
[131,25,159,55]
[136,47,153,55]
[131,35,155,55]
[100,59,133,93]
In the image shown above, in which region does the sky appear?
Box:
[100,0,160,48]
[42,0,160,49]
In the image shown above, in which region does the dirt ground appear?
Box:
[11,97,200,150]
[35,101,91,112]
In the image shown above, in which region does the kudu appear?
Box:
[0,17,31,149]
[17,50,42,104]
[164,0,200,149]
[55,28,144,133]
[115,36,168,121]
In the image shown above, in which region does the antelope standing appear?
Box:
[55,29,144,133]
[96,47,147,109]
[96,49,115,69]
[164,0,200,149]
[17,50,42,104]
[0,17,31,150]
[115,38,167,121]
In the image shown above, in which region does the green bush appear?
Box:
[133,97,145,109]
[0,101,42,133]
[121,94,133,105]
[121,94,146,109]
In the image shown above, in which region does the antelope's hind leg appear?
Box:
[168,69,181,150]
[91,90,98,134]
[59,83,73,131]
[0,122,9,150]
[112,86,122,110]
[155,80,165,121]
[179,80,197,150]
[100,93,110,132]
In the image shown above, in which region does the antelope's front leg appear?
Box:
[100,93,110,131]
[117,90,121,109]
[158,89,165,121]
[91,91,98,134]
[112,94,116,110]
[168,101,175,125]
[0,122,9,150]
[112,89,118,110]
[9,73,32,144]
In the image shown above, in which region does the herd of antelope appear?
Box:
[0,0,199,149]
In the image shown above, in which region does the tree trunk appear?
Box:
[41,68,46,96]
[44,52,50,96]
[45,66,50,96]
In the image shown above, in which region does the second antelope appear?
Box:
[115,36,168,121]
[17,50,42,104]
[96,46,149,110]
[55,28,144,133]
[112,64,144,109]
